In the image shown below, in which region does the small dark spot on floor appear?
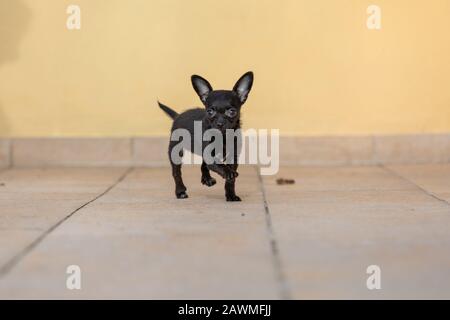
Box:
[0,182,5,187]
[241,213,245,217]
[276,178,295,185]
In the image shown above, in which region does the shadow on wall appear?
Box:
[0,0,31,136]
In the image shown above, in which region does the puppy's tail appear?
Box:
[158,101,179,120]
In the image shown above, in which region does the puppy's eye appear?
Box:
[207,109,216,117]
[225,108,237,118]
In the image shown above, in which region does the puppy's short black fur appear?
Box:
[159,72,254,201]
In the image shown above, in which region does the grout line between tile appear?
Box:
[8,139,13,168]
[130,137,135,165]
[381,165,450,207]
[370,135,378,165]
[0,167,134,278]
[255,166,292,300]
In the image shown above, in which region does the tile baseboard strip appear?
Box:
[0,134,449,168]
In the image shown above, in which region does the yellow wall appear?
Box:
[1,0,450,137]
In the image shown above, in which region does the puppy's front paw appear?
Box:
[226,195,242,202]
[176,191,189,199]
[224,167,239,181]
[201,176,217,187]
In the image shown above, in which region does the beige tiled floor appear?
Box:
[0,165,449,299]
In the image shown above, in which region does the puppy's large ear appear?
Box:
[191,75,213,104]
[233,71,254,104]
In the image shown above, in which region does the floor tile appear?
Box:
[264,166,450,299]
[0,168,127,273]
[0,166,278,299]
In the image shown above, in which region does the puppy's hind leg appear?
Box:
[201,161,216,187]
[169,142,188,199]
[171,163,188,199]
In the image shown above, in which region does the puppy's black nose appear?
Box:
[216,122,224,128]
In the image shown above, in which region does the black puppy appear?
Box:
[158,71,254,201]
